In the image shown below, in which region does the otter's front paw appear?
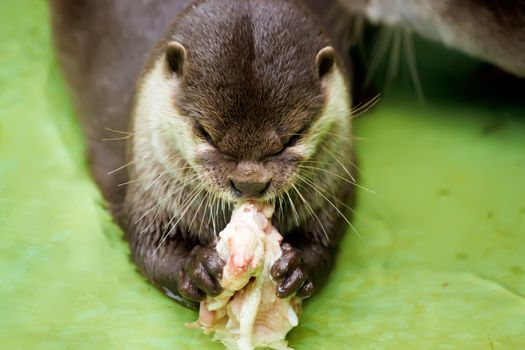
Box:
[271,243,315,299]
[177,246,225,302]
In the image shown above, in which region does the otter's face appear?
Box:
[133,2,352,205]
[154,43,350,203]
[191,116,310,201]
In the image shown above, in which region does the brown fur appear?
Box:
[444,0,525,76]
[51,0,356,307]
[338,0,525,76]
[50,0,191,219]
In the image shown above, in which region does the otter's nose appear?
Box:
[230,180,270,198]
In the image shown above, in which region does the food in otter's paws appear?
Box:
[187,202,301,350]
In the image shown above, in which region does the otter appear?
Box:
[337,0,525,77]
[51,0,356,308]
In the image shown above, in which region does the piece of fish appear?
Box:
[187,201,301,350]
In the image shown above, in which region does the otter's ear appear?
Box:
[316,46,335,79]
[165,41,187,76]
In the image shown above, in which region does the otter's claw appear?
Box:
[177,269,206,302]
[271,243,315,299]
[178,245,225,301]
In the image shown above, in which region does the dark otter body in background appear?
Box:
[338,0,525,77]
[51,0,356,308]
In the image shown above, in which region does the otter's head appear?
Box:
[133,0,352,205]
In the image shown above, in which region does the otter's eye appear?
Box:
[270,131,304,157]
[285,125,309,149]
[196,124,215,146]
[285,134,301,148]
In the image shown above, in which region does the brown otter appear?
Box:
[51,0,356,308]
[337,0,525,77]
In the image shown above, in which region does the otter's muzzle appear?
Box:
[230,180,270,198]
